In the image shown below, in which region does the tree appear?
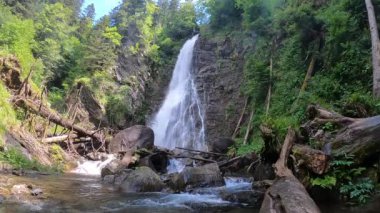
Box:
[365,0,380,98]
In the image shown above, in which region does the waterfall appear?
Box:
[150,35,206,151]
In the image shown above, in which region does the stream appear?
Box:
[0,174,257,213]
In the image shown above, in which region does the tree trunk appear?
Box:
[232,97,248,138]
[243,106,255,145]
[12,96,104,143]
[259,129,321,213]
[365,0,380,98]
[306,105,380,164]
[292,144,329,175]
[265,57,273,116]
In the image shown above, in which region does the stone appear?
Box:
[170,163,225,191]
[119,167,164,193]
[101,159,125,178]
[220,190,265,208]
[108,125,154,154]
[11,184,29,195]
[209,137,235,154]
[30,188,43,196]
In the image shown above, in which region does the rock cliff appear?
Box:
[193,34,255,145]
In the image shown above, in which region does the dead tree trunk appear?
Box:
[243,106,255,145]
[307,105,380,164]
[365,0,380,98]
[12,96,104,143]
[260,129,321,213]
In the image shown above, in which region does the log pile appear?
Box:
[1,56,106,156]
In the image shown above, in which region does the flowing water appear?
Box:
[0,174,257,213]
[150,35,206,151]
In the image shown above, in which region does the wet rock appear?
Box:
[31,188,43,196]
[0,194,5,204]
[119,167,164,192]
[209,138,235,154]
[108,125,154,154]
[170,163,225,191]
[101,159,125,178]
[221,190,264,207]
[11,184,29,195]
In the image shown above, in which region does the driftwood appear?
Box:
[12,96,104,143]
[260,128,321,213]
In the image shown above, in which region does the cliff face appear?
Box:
[193,34,255,145]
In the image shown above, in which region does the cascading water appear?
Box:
[150,35,206,151]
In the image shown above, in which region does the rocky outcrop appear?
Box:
[193,34,255,145]
[108,125,154,154]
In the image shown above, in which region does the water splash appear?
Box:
[150,35,206,151]
[70,154,116,176]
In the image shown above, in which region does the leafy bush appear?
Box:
[310,154,375,204]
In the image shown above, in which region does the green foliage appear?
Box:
[0,148,53,172]
[235,136,264,156]
[311,154,375,204]
[311,175,337,189]
[0,83,18,136]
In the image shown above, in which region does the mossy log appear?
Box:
[260,129,321,213]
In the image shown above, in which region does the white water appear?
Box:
[150,35,206,151]
[70,154,116,176]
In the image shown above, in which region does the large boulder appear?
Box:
[169,163,225,191]
[119,167,164,192]
[108,125,154,154]
[209,138,235,154]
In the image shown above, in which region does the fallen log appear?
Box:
[42,134,78,143]
[331,115,380,163]
[307,105,380,164]
[175,147,228,157]
[173,155,216,163]
[260,128,320,213]
[12,96,104,143]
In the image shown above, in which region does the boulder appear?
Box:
[209,138,235,154]
[170,163,225,191]
[101,159,125,178]
[108,125,154,154]
[119,167,164,193]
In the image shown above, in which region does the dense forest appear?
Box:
[1,0,380,210]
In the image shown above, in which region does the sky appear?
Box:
[83,0,121,20]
